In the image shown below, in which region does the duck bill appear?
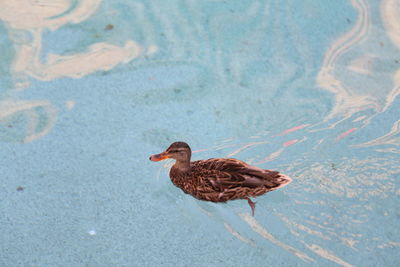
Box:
[149,152,170,161]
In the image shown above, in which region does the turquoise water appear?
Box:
[1,0,399,266]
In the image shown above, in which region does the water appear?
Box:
[0,0,399,266]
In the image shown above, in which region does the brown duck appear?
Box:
[149,142,292,216]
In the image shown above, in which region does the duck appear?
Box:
[149,141,292,216]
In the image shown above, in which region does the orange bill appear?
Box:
[149,152,170,161]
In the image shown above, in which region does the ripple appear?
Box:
[317,0,400,125]
[240,213,315,263]
[0,99,57,143]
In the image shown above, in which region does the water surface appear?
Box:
[0,0,399,266]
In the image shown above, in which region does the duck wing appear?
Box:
[192,158,288,191]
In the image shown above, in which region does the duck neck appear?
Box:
[173,160,191,173]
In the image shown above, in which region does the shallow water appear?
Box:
[1,0,399,266]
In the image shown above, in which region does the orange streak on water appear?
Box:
[336,128,357,141]
[283,139,299,147]
[277,124,310,136]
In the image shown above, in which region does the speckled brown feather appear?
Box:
[169,158,292,203]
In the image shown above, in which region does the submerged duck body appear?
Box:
[149,142,292,216]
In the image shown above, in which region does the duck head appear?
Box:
[149,141,192,163]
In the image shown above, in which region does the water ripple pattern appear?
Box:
[0,0,399,267]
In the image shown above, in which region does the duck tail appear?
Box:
[273,173,292,189]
